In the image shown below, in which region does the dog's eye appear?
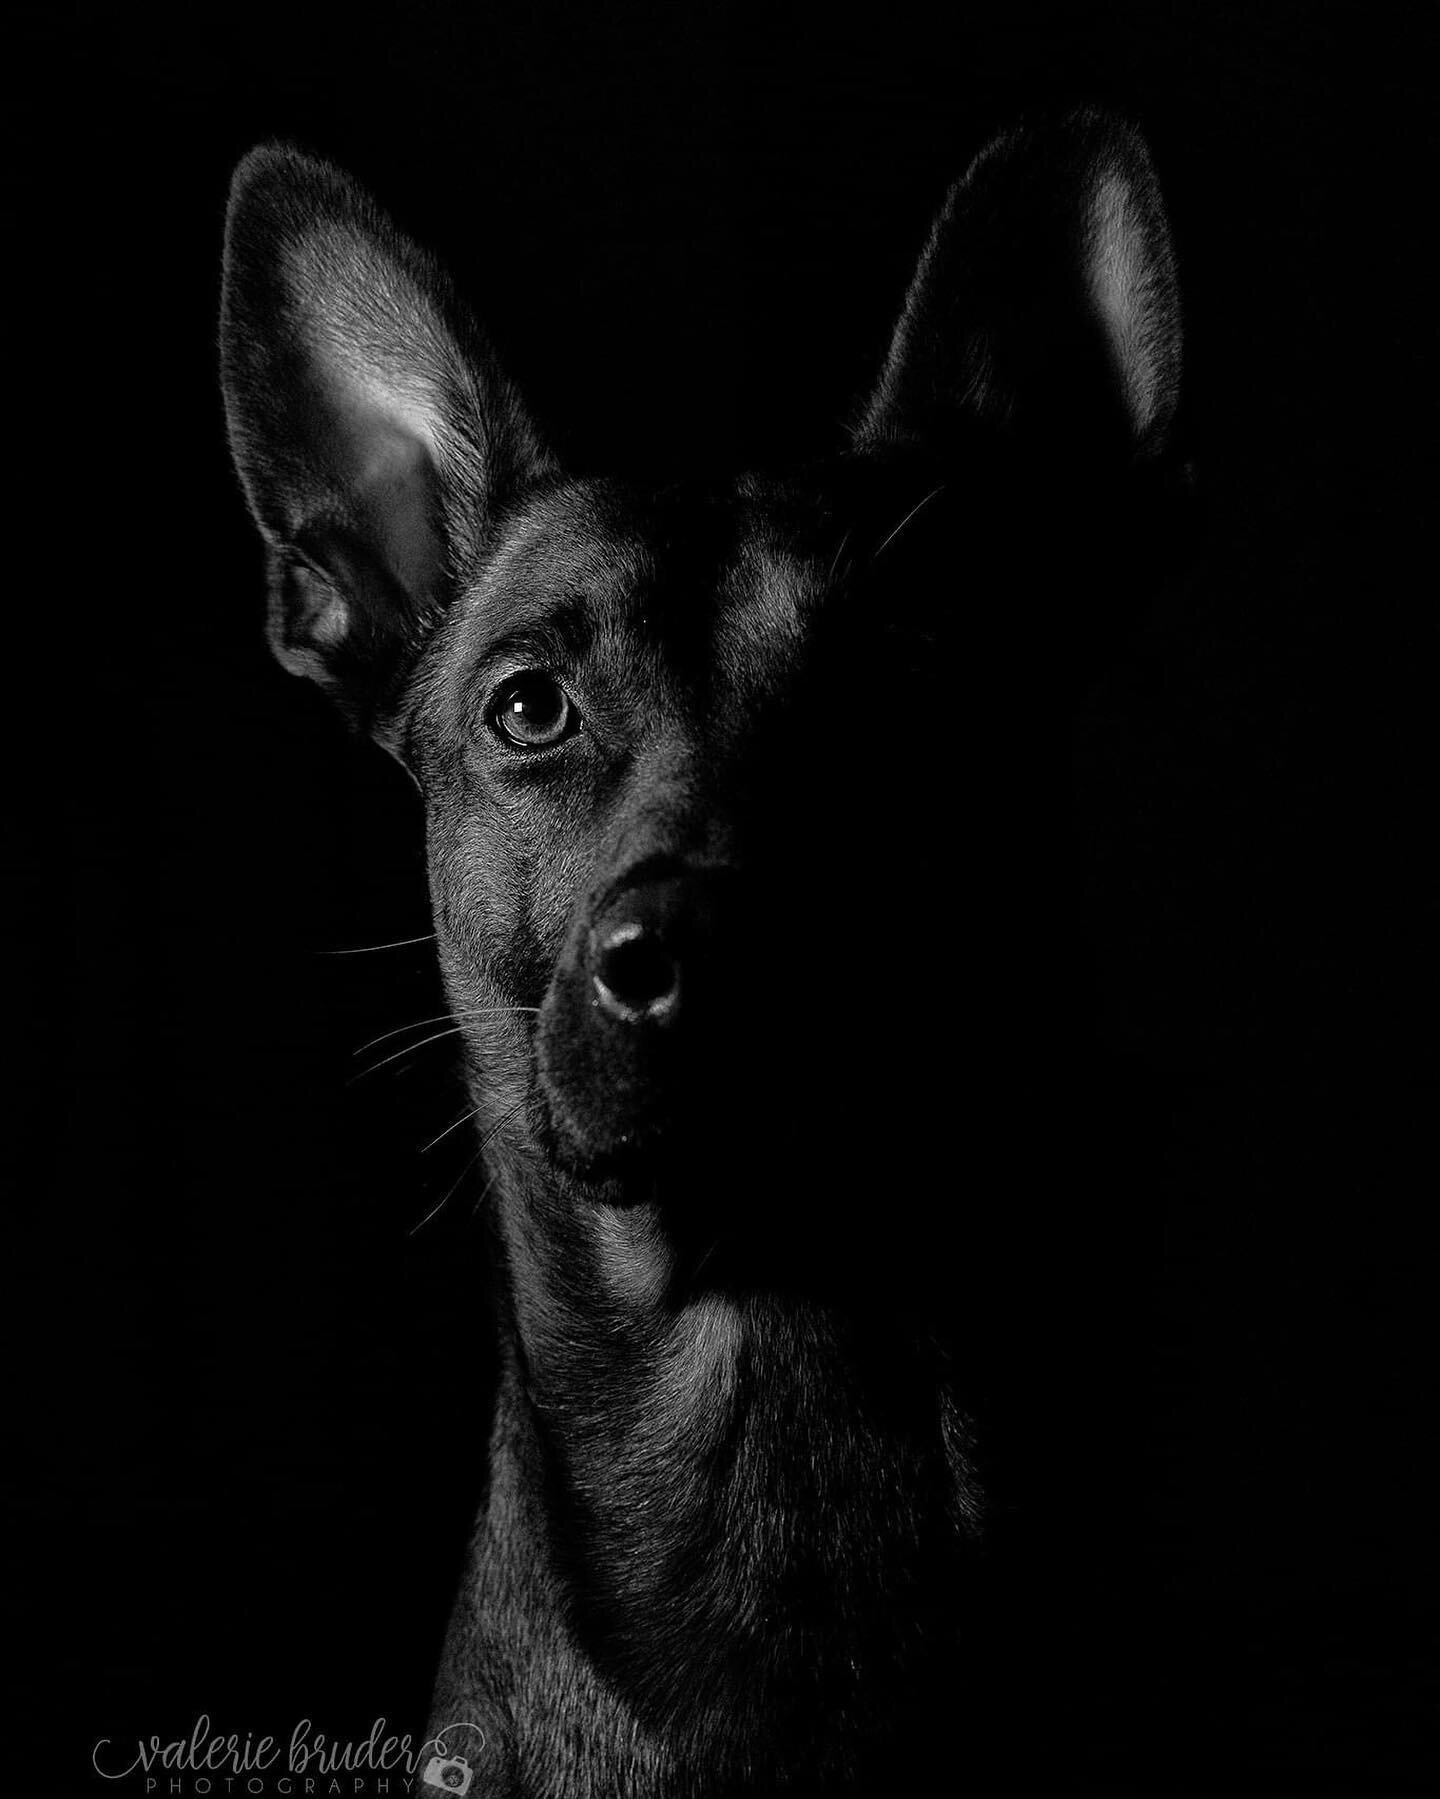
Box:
[489,672,578,748]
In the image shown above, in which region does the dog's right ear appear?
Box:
[220,145,551,743]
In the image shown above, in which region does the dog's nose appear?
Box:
[589,878,687,1024]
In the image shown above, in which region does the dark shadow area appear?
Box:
[4,2,1432,1791]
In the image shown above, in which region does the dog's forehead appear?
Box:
[459,477,832,646]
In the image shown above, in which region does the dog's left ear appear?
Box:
[857,110,1182,466]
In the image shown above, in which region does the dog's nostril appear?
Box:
[592,923,680,1022]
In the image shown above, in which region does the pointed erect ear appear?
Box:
[857,111,1183,465]
[220,145,552,741]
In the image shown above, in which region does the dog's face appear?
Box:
[408,466,958,1207]
[221,116,1185,1276]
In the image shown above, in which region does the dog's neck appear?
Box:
[482,1160,982,1737]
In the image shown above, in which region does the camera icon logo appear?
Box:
[422,1752,474,1794]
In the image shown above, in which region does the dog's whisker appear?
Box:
[408,1146,484,1237]
[825,526,855,589]
[353,1005,541,1060]
[421,1106,482,1154]
[470,1173,499,1220]
[353,1023,469,1082]
[870,483,945,562]
[408,1102,524,1236]
[321,932,439,956]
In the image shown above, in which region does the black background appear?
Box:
[5,2,1435,1792]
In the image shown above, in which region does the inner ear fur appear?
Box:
[220,144,552,738]
[857,110,1184,466]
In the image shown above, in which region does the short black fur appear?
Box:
[220,109,1190,1796]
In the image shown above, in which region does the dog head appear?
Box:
[221,113,1186,1280]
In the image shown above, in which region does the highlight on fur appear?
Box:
[858,110,1182,460]
[222,145,551,733]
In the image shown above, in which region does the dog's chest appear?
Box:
[518,1210,981,1695]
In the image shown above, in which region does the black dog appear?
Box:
[221,110,1186,1795]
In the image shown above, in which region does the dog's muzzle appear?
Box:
[536,864,734,1180]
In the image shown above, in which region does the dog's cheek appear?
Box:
[425,776,596,1006]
